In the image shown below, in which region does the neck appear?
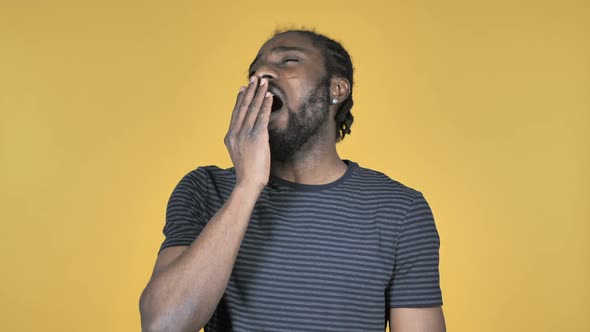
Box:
[270,141,348,185]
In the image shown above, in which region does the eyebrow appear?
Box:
[248,46,308,77]
[270,45,307,53]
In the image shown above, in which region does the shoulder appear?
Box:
[180,164,236,181]
[352,162,422,201]
[344,161,431,225]
[172,164,236,193]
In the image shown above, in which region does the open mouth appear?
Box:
[271,95,284,113]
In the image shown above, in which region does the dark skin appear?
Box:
[238,31,351,188]
[139,32,445,332]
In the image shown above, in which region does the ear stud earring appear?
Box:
[331,98,338,104]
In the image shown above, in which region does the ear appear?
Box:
[329,76,351,107]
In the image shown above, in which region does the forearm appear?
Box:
[140,183,262,332]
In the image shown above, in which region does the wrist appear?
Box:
[233,180,265,197]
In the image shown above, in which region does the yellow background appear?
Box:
[1,1,588,331]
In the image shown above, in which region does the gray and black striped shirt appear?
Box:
[159,159,443,331]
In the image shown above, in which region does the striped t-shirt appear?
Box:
[159,159,443,331]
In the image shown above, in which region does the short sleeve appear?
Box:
[158,167,209,255]
[386,191,443,308]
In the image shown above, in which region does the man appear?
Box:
[139,29,446,332]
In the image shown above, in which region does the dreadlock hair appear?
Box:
[271,28,355,142]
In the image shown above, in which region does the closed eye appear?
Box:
[248,58,299,76]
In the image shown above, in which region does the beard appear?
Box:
[268,75,331,162]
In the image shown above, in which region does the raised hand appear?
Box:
[224,76,273,192]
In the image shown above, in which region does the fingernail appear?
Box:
[265,92,273,98]
[250,76,256,84]
[259,78,267,86]
[239,86,245,92]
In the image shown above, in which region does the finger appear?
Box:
[233,76,259,133]
[243,77,269,131]
[253,91,273,134]
[228,86,246,131]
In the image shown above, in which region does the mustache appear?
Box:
[268,84,286,99]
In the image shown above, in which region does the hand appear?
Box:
[224,76,273,192]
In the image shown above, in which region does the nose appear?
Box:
[253,63,278,81]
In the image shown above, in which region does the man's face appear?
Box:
[248,32,332,161]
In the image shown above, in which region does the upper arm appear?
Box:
[386,192,445,330]
[389,306,446,332]
[159,167,209,254]
[386,192,443,308]
[150,245,189,279]
[150,167,208,279]
[140,246,189,314]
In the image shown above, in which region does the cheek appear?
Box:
[284,91,301,110]
[284,73,299,80]
[285,84,309,108]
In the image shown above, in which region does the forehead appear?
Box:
[258,32,317,55]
